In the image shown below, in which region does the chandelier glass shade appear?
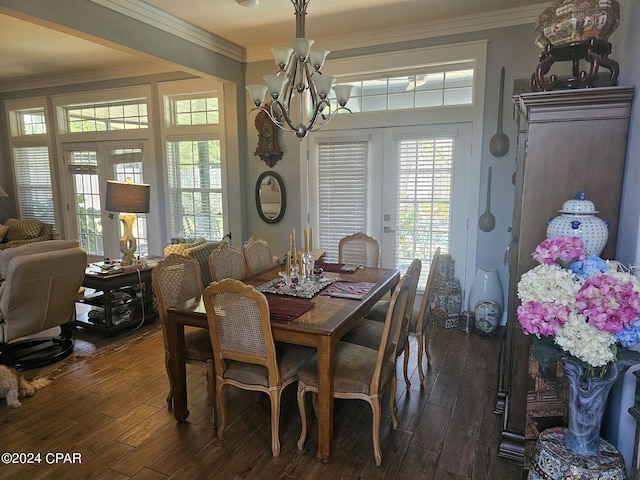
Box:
[246,0,353,139]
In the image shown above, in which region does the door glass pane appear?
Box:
[396,137,453,288]
[317,140,369,262]
[109,148,148,257]
[67,151,103,255]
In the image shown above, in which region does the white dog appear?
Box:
[0,365,51,408]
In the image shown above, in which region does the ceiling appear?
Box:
[0,0,549,86]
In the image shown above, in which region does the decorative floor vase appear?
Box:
[467,268,503,312]
[561,358,623,456]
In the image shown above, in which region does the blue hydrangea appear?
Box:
[614,318,640,348]
[570,255,610,280]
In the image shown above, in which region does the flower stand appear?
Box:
[528,427,626,480]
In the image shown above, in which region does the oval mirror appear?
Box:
[256,171,286,224]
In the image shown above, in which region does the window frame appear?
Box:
[158,78,229,244]
[5,98,59,231]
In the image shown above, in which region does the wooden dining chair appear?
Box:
[338,232,381,267]
[151,254,216,425]
[208,243,247,281]
[242,236,276,275]
[184,240,223,287]
[341,258,421,386]
[360,248,441,384]
[296,273,411,466]
[202,278,314,456]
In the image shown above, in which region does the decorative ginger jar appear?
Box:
[534,0,620,49]
[474,300,501,335]
[546,191,608,256]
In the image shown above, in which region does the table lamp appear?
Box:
[105,180,150,266]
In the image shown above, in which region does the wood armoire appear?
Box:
[496,86,635,466]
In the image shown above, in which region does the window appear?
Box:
[171,95,220,126]
[166,139,223,241]
[15,108,47,135]
[337,68,474,113]
[316,139,369,262]
[13,146,55,226]
[161,81,227,243]
[62,99,148,132]
[7,105,56,227]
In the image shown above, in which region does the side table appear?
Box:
[528,427,626,480]
[75,263,158,335]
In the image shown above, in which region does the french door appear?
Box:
[380,125,472,286]
[62,141,151,263]
[310,123,472,288]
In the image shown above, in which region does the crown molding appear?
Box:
[82,1,549,66]
[0,62,176,94]
[247,3,551,63]
[90,0,247,62]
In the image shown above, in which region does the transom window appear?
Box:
[62,99,148,132]
[334,68,474,113]
[13,108,47,135]
[170,94,220,126]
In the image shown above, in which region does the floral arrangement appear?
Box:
[517,236,640,379]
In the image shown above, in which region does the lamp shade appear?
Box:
[105,180,150,213]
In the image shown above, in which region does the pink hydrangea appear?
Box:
[517,301,570,337]
[576,274,640,333]
[532,236,586,266]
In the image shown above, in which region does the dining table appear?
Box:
[166,264,400,463]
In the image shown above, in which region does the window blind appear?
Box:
[396,136,453,287]
[13,146,56,226]
[317,139,369,262]
[166,139,223,241]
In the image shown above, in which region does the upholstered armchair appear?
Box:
[0,240,87,369]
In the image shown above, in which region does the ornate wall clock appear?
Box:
[254,109,284,167]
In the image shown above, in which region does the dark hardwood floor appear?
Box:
[1,318,524,479]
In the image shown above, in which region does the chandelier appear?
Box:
[246,0,353,139]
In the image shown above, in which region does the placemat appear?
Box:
[266,295,315,321]
[320,281,375,300]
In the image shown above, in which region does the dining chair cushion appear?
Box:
[367,302,423,331]
[365,300,389,322]
[298,341,395,396]
[184,327,214,362]
[223,343,314,387]
[341,319,408,353]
